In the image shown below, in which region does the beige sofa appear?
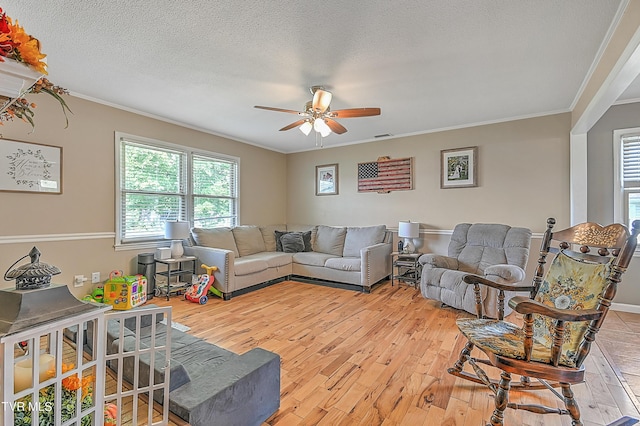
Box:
[184,224,392,299]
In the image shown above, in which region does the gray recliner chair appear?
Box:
[418,223,532,319]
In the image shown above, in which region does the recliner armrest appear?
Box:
[418,253,459,270]
[483,264,525,283]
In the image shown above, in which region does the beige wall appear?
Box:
[587,101,640,307]
[0,94,287,296]
[287,113,572,233]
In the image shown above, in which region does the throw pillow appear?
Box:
[280,232,305,253]
[275,230,312,252]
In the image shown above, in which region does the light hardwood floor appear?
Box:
[153,280,640,426]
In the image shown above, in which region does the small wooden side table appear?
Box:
[391,252,423,288]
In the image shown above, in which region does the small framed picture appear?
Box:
[316,163,338,196]
[441,146,477,189]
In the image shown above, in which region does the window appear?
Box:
[115,133,238,248]
[614,128,640,228]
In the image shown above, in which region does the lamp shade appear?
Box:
[398,221,419,239]
[299,121,313,135]
[164,221,190,240]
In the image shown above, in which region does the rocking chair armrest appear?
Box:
[462,274,536,293]
[508,296,603,321]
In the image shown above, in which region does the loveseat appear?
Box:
[184,224,392,299]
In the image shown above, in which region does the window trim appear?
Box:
[613,127,640,226]
[114,132,240,250]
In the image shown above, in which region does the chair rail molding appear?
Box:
[0,232,115,244]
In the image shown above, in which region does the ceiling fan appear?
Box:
[254,86,381,137]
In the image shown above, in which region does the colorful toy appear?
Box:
[82,285,105,303]
[185,264,222,304]
[104,403,118,426]
[103,270,147,310]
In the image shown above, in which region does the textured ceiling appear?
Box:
[5,1,635,153]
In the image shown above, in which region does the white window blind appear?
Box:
[116,134,239,247]
[620,133,640,228]
[120,141,187,242]
[622,135,640,187]
[192,154,238,228]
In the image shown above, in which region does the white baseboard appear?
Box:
[611,302,640,314]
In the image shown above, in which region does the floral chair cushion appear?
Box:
[457,251,610,368]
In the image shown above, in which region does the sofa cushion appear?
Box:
[260,224,287,252]
[325,257,361,272]
[343,225,387,257]
[232,225,267,257]
[281,232,305,253]
[234,258,269,276]
[314,225,347,256]
[241,252,292,268]
[292,252,338,267]
[275,230,312,252]
[191,227,239,257]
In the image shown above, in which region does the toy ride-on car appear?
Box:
[184,264,222,304]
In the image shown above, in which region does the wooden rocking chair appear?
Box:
[448,218,640,425]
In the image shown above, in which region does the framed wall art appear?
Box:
[316,163,338,196]
[0,139,62,193]
[441,146,477,189]
[358,156,413,193]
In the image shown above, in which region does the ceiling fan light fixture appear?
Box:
[315,119,332,137]
[299,120,313,135]
[312,88,332,113]
[255,85,380,139]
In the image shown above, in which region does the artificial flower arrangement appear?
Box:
[0,7,71,128]
[13,363,94,426]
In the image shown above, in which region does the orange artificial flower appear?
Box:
[6,18,47,74]
[81,374,93,398]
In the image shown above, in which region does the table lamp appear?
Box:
[164,220,190,258]
[398,221,419,253]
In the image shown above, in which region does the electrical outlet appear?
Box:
[91,272,101,283]
[74,275,87,287]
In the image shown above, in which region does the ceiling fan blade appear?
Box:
[254,105,302,115]
[325,118,348,134]
[279,119,308,131]
[330,107,381,118]
[312,89,332,113]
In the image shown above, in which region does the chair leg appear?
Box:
[449,340,474,373]
[489,371,511,426]
[561,383,582,426]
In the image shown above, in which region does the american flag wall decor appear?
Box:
[357,157,413,193]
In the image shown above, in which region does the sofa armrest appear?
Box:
[360,242,392,287]
[418,253,459,270]
[184,246,234,295]
[483,264,526,284]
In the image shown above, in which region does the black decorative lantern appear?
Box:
[4,246,61,290]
